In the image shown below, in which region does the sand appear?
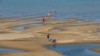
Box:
[91,48,100,53]
[0,17,100,56]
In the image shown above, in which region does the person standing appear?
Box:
[41,16,46,26]
[47,34,51,42]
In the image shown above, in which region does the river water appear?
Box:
[46,44,100,56]
[0,48,24,52]
[0,0,100,21]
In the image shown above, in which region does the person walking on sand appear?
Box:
[47,34,51,42]
[41,16,46,25]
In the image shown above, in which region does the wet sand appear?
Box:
[0,17,100,56]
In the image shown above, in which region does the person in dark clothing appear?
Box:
[52,39,56,43]
[47,34,51,42]
[47,34,50,39]
[46,34,57,43]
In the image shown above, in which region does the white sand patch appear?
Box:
[57,40,76,43]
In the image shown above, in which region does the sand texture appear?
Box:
[0,18,100,56]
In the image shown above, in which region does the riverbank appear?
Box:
[0,17,100,56]
[91,48,100,53]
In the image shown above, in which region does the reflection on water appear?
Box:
[46,44,100,56]
[0,48,24,52]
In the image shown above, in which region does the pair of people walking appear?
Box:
[46,34,56,43]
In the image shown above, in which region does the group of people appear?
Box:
[41,12,57,43]
[46,34,56,43]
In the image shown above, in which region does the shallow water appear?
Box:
[12,24,42,30]
[0,48,24,52]
[46,44,100,56]
[0,0,100,21]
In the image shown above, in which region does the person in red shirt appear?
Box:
[41,16,46,25]
[42,16,45,22]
